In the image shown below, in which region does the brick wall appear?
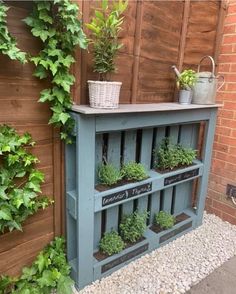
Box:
[206,0,236,224]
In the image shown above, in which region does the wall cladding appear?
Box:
[77,0,222,105]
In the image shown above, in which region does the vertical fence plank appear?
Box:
[174,124,199,214]
[162,126,179,213]
[122,130,137,215]
[105,132,121,232]
[94,134,103,250]
[149,127,166,223]
[138,129,153,213]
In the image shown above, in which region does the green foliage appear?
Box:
[24,0,87,143]
[119,211,148,243]
[177,69,197,90]
[155,211,175,230]
[0,237,73,294]
[86,0,128,81]
[98,163,122,186]
[121,161,148,181]
[0,125,52,234]
[153,138,197,171]
[0,1,27,63]
[99,231,125,256]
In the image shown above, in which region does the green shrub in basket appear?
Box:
[98,163,122,186]
[119,211,149,243]
[121,161,148,181]
[155,211,175,230]
[99,231,125,256]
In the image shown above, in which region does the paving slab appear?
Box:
[188,256,236,294]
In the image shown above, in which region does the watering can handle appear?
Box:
[197,55,215,76]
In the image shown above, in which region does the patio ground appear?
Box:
[188,256,236,294]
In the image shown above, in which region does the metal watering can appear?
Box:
[192,55,224,104]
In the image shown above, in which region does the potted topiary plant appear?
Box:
[86,0,128,109]
[176,69,197,105]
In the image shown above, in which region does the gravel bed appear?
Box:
[75,212,236,294]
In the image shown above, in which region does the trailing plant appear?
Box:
[86,0,128,81]
[155,211,175,230]
[99,231,125,256]
[153,138,197,171]
[176,69,197,90]
[0,125,52,233]
[119,211,148,243]
[0,237,73,294]
[0,1,27,63]
[24,0,87,143]
[98,163,122,186]
[121,161,148,181]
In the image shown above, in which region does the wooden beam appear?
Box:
[214,0,228,72]
[131,0,143,104]
[177,0,191,72]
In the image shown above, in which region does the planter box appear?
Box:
[65,103,220,290]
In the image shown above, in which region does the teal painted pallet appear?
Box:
[65,103,219,290]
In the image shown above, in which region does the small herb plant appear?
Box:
[98,163,122,186]
[155,211,175,230]
[0,125,52,233]
[0,1,27,63]
[176,69,197,90]
[153,138,197,171]
[86,0,128,81]
[121,161,148,181]
[0,237,73,294]
[99,231,125,256]
[119,211,148,243]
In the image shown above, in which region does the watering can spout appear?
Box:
[171,65,181,78]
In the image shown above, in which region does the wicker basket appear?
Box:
[88,80,122,109]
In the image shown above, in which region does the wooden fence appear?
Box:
[0,0,225,277]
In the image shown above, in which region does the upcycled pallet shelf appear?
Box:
[65,103,220,290]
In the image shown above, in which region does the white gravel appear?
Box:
[75,212,236,294]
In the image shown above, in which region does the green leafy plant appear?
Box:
[0,1,27,63]
[119,211,148,243]
[155,211,175,230]
[0,237,73,294]
[99,231,125,256]
[24,0,87,143]
[121,161,148,181]
[86,0,128,81]
[176,69,197,90]
[98,163,122,186]
[0,125,52,233]
[153,138,197,171]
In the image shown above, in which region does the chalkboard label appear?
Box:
[160,222,192,243]
[102,183,152,207]
[101,243,149,273]
[164,168,199,186]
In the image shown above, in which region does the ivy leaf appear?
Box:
[39,9,53,24]
[57,275,74,294]
[0,185,8,200]
[39,89,53,103]
[34,65,48,79]
[52,73,75,93]
[58,112,71,125]
[0,207,12,220]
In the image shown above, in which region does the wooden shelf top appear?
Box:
[71,103,222,115]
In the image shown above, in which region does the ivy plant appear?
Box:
[99,231,125,256]
[0,125,52,233]
[0,1,27,63]
[86,0,128,81]
[0,237,73,294]
[24,0,87,143]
